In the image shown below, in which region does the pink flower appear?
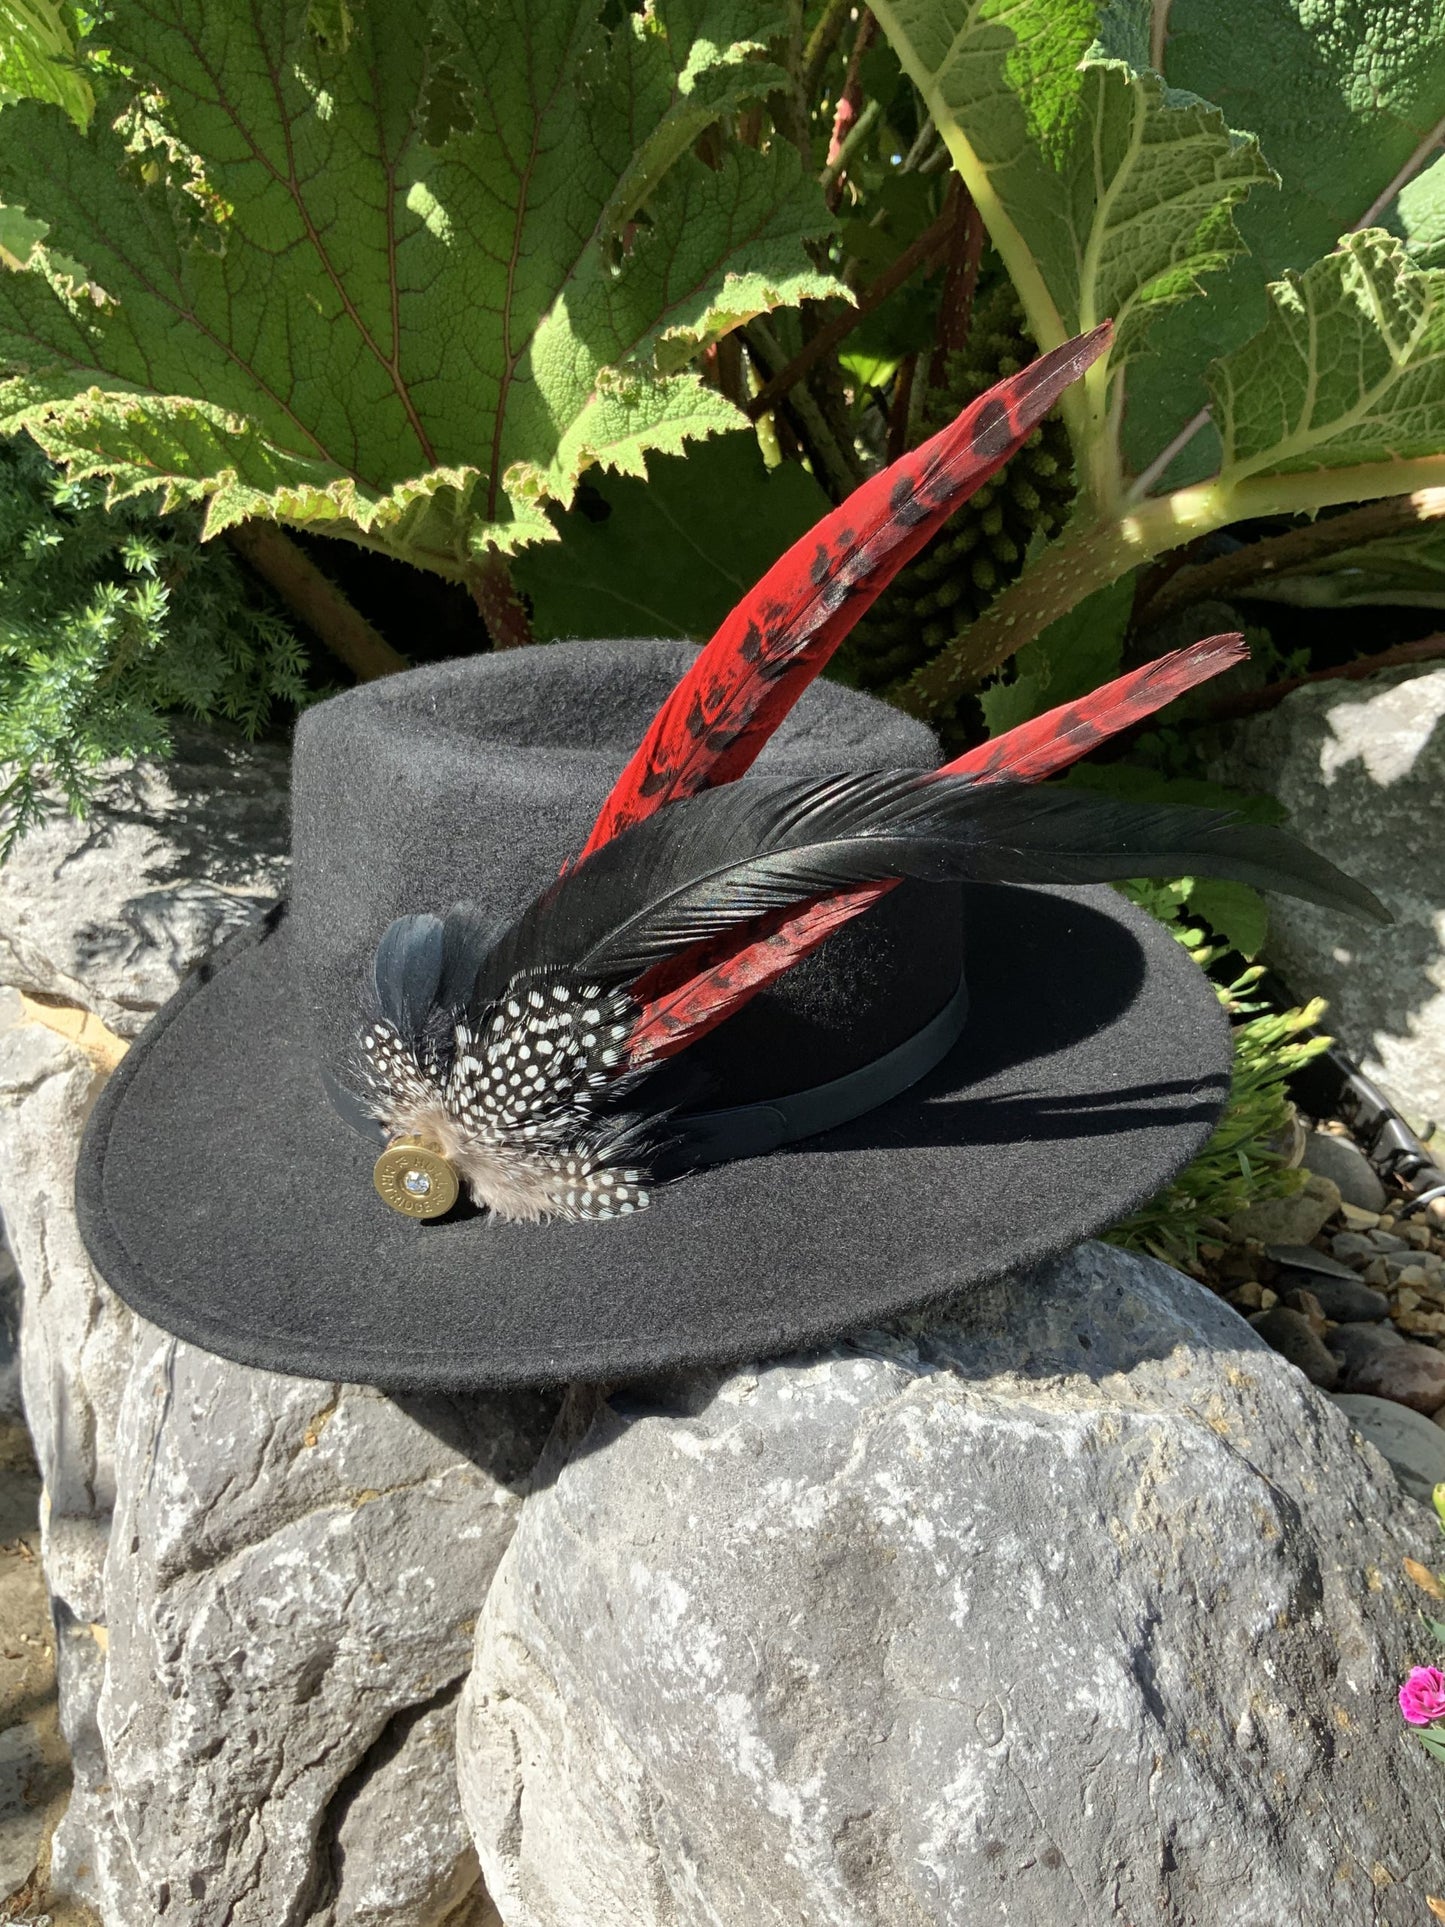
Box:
[1400,1667,1445,1727]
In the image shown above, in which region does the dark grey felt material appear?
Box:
[76,640,1233,1388]
[291,641,960,1109]
[77,882,1231,1390]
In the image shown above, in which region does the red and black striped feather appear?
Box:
[577,323,1113,862]
[626,635,1250,1062]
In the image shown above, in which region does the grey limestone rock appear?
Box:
[1208,664,1445,1128]
[0,731,551,1926]
[0,725,290,1037]
[0,1006,132,1915]
[93,1332,549,1925]
[459,1243,1445,1927]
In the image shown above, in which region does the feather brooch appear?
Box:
[357,324,1389,1222]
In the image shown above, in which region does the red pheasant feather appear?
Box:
[577,322,1113,861]
[362,625,1385,1220]
[626,635,1249,1063]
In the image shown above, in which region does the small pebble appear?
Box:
[1363,1257,1391,1288]
[1368,1230,1409,1254]
[1265,1243,1362,1283]
[1283,1286,1329,1335]
[1331,1233,1378,1269]
[1302,1133,1387,1214]
[1226,1282,1269,1312]
[1337,1201,1383,1231]
[1328,1322,1407,1369]
[1282,1274,1388,1324]
[1249,1307,1340,1389]
[1335,1335,1445,1414]
[1397,1308,1445,1339]
[1227,1174,1341,1248]
[1398,1221,1434,1251]
[1395,1266,1431,1293]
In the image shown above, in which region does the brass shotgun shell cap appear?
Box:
[373,1137,460,1220]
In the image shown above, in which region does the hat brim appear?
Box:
[76,883,1230,1390]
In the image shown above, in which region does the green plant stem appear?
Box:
[819,96,880,195]
[1139,487,1445,623]
[469,548,535,651]
[226,522,407,680]
[744,315,862,499]
[744,205,953,420]
[899,455,1445,712]
[801,0,855,98]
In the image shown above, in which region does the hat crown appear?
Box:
[289,640,963,1106]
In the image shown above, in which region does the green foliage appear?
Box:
[514,430,831,641]
[867,0,1445,711]
[977,574,1132,735]
[0,0,93,126]
[836,279,1077,695]
[0,434,308,853]
[1128,0,1445,484]
[1210,232,1445,483]
[868,0,1274,504]
[1391,152,1445,272]
[0,0,843,589]
[1107,916,1330,1266]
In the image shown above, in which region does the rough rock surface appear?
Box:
[0,726,289,1036]
[0,1346,73,1912]
[1208,663,1445,1126]
[460,1244,1445,1927]
[0,734,547,1926]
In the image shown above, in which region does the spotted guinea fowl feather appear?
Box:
[359,762,1386,1220]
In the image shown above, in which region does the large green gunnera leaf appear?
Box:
[867,0,1271,511]
[0,0,842,582]
[1391,152,1445,273]
[0,0,92,125]
[1210,232,1445,489]
[515,430,831,640]
[1127,0,1445,487]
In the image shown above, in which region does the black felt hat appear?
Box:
[76,638,1238,1389]
[75,332,1385,1391]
